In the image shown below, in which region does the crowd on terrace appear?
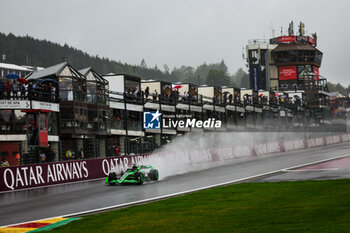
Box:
[0,60,330,110]
[0,77,313,109]
[0,79,57,101]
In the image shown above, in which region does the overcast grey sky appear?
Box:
[1,0,349,85]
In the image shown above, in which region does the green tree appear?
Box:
[140,58,147,68]
[327,81,347,96]
[231,68,249,88]
[205,69,231,87]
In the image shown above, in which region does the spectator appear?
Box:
[235,93,240,104]
[114,145,120,156]
[50,84,56,101]
[15,152,20,165]
[145,86,149,99]
[40,152,46,162]
[66,149,72,159]
[0,81,5,99]
[6,80,11,99]
[20,82,26,99]
[132,88,137,99]
[32,82,37,99]
[79,148,85,159]
[28,82,33,99]
[228,94,233,104]
[182,92,187,102]
[152,90,157,101]
[243,94,248,105]
[1,157,9,167]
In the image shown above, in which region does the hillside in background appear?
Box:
[0,32,249,88]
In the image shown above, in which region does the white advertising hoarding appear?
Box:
[31,101,60,112]
[0,100,30,109]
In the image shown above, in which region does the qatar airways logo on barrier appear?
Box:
[2,162,89,191]
[0,156,148,192]
[143,110,222,129]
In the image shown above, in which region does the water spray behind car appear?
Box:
[140,131,320,180]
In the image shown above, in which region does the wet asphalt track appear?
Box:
[1,142,350,226]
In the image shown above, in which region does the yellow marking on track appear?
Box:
[0,217,68,232]
[0,228,36,233]
[34,217,67,224]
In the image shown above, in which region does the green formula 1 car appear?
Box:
[105,164,159,185]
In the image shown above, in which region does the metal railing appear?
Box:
[0,89,58,102]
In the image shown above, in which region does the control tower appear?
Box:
[246,21,326,93]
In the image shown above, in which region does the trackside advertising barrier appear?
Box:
[1,134,350,192]
[0,154,148,192]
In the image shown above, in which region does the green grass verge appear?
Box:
[48,179,350,233]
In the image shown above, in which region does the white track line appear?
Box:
[285,168,340,172]
[1,154,350,228]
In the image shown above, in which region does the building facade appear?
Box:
[0,27,347,166]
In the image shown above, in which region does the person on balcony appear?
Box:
[145,86,149,99]
[132,88,137,100]
[27,82,33,100]
[152,90,157,101]
[114,145,120,156]
[32,82,38,99]
[15,152,20,165]
[243,94,248,106]
[182,91,187,102]
[6,80,11,99]
[223,93,227,105]
[228,94,233,104]
[0,81,5,99]
[40,152,46,163]
[20,82,26,99]
[79,148,84,159]
[50,83,56,101]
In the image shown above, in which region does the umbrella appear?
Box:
[18,78,27,83]
[172,84,183,89]
[6,73,19,80]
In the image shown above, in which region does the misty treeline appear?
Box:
[327,82,350,97]
[0,33,249,88]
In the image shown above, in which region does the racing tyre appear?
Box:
[108,172,117,185]
[149,169,159,181]
[137,172,144,185]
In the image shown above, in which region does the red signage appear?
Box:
[279,66,297,80]
[313,67,320,81]
[271,36,315,45]
[39,113,48,147]
[39,131,48,147]
[308,36,315,45]
[278,36,296,43]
